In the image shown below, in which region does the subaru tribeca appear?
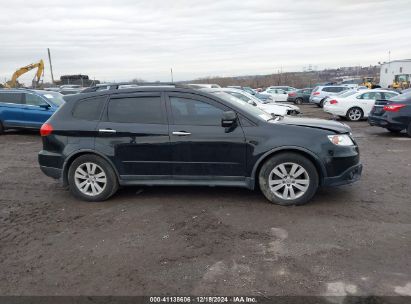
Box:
[38,86,362,206]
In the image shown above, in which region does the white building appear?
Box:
[379,59,411,88]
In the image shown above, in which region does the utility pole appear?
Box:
[171,68,174,83]
[47,48,55,85]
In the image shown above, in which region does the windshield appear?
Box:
[40,92,65,106]
[209,91,273,121]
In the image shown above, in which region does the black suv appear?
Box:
[38,86,362,205]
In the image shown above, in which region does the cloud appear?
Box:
[0,0,410,85]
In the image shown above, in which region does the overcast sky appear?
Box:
[1,0,411,85]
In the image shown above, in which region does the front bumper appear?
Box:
[323,163,362,187]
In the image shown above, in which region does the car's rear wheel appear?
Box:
[407,123,411,137]
[319,99,326,108]
[258,153,319,206]
[68,154,118,202]
[294,98,303,105]
[0,121,4,134]
[346,107,363,121]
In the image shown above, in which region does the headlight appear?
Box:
[327,134,354,146]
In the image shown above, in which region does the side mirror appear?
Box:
[39,103,51,109]
[221,111,237,127]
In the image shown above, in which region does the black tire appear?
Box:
[407,123,411,137]
[294,98,303,105]
[387,127,402,133]
[68,154,118,202]
[258,153,319,206]
[0,121,4,134]
[319,98,326,108]
[346,107,364,121]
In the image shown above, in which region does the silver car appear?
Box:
[309,86,351,107]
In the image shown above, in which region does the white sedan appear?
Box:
[220,88,300,116]
[261,88,289,102]
[323,89,399,121]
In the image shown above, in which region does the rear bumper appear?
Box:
[40,165,62,179]
[309,96,322,104]
[38,150,64,180]
[368,115,406,129]
[323,163,362,187]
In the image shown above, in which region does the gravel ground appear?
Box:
[0,104,410,297]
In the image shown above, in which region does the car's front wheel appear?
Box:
[68,154,118,202]
[346,107,363,121]
[258,153,319,206]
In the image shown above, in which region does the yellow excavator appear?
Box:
[361,77,376,89]
[4,59,45,88]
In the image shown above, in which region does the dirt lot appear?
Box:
[0,104,410,297]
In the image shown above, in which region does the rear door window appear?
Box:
[73,96,106,121]
[107,96,165,124]
[0,92,24,104]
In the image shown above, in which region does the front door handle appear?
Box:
[99,129,117,133]
[172,131,191,136]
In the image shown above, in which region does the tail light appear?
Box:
[330,99,338,105]
[383,104,406,112]
[40,123,53,136]
[288,92,296,97]
[313,92,320,95]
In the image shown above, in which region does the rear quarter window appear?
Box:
[72,96,106,121]
[0,92,24,104]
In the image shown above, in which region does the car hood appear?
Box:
[275,116,351,133]
[258,104,288,116]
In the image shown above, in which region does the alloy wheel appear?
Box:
[269,162,310,200]
[348,108,362,121]
[74,162,107,196]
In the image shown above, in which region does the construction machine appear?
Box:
[391,74,410,90]
[361,77,376,89]
[4,60,45,88]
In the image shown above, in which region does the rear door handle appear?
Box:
[172,131,191,136]
[99,129,117,133]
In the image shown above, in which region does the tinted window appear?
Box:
[73,97,106,121]
[170,97,224,126]
[25,93,47,106]
[0,92,23,104]
[108,96,164,124]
